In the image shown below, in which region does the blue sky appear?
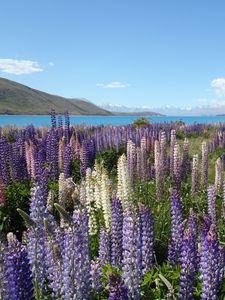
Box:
[1,0,225,108]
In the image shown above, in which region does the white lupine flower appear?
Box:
[92,162,102,209]
[117,154,130,206]
[85,168,98,235]
[101,169,111,231]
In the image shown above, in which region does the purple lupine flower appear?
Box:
[64,111,70,144]
[139,203,154,274]
[122,203,142,299]
[200,225,220,300]
[108,273,128,300]
[168,188,184,265]
[201,141,208,189]
[90,258,102,293]
[0,177,5,207]
[46,129,59,180]
[4,233,34,300]
[61,209,91,300]
[44,217,63,297]
[111,197,123,268]
[50,109,57,129]
[99,227,111,266]
[207,185,217,225]
[0,137,11,184]
[18,245,34,300]
[0,240,9,300]
[218,245,225,287]
[28,184,47,291]
[155,140,164,201]
[191,154,199,194]
[178,211,198,300]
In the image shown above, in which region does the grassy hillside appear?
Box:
[0,77,111,115]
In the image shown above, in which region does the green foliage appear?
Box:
[1,180,31,239]
[71,158,82,183]
[133,117,150,127]
[96,147,125,178]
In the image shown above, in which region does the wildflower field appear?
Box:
[1,112,225,299]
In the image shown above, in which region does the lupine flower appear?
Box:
[122,203,141,299]
[179,229,197,300]
[100,169,112,231]
[0,177,5,207]
[111,197,123,268]
[61,209,91,300]
[160,131,167,177]
[215,157,222,193]
[99,227,111,265]
[168,188,184,265]
[170,129,176,176]
[201,141,208,189]
[182,138,190,180]
[90,258,102,293]
[139,203,154,274]
[155,140,164,201]
[200,225,220,300]
[191,154,199,195]
[127,139,136,185]
[173,143,181,188]
[140,137,147,180]
[207,185,217,225]
[108,273,128,300]
[117,154,130,206]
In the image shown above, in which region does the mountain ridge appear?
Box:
[0,77,111,115]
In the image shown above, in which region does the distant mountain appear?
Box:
[0,77,111,115]
[102,103,225,116]
[101,104,161,115]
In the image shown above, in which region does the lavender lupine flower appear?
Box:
[155,140,164,201]
[0,137,11,184]
[168,188,184,265]
[178,211,198,300]
[201,141,208,189]
[0,240,9,300]
[215,157,222,193]
[50,109,57,129]
[28,184,47,291]
[191,154,199,195]
[108,273,128,300]
[90,258,102,293]
[139,204,154,274]
[4,233,34,300]
[99,227,111,266]
[111,197,123,268]
[200,225,220,300]
[64,111,70,144]
[136,146,141,179]
[46,129,59,180]
[207,185,217,225]
[44,217,63,297]
[122,204,142,300]
[218,245,225,287]
[61,209,91,300]
[0,177,5,207]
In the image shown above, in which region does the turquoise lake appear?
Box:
[1,115,225,127]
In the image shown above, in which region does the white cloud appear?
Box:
[96,81,130,89]
[0,59,43,75]
[211,78,225,96]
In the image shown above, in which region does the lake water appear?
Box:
[0,115,225,127]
